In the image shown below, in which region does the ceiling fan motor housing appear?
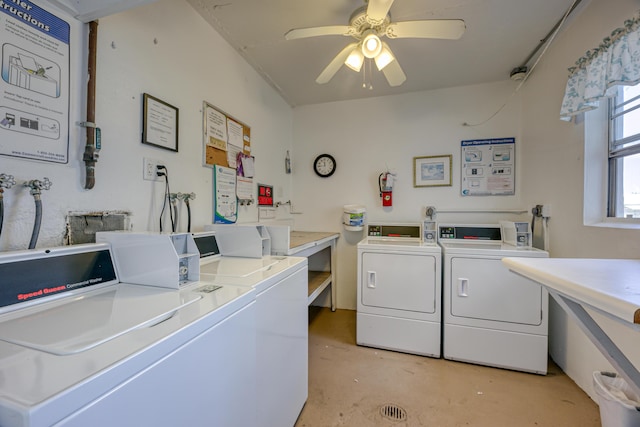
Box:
[349,5,390,36]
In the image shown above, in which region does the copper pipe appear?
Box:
[83,21,99,189]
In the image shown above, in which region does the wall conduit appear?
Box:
[82,21,100,190]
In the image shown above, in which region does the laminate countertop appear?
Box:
[288,231,340,255]
[502,257,640,325]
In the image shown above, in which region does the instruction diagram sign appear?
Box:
[461,138,515,196]
[213,165,237,224]
[0,0,70,163]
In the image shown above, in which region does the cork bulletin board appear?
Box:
[202,101,251,168]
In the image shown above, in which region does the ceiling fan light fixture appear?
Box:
[345,46,364,72]
[375,43,395,70]
[361,30,382,58]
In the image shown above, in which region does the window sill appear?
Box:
[585,218,640,229]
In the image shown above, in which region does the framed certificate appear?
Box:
[142,93,179,152]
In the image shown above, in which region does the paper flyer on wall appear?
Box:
[461,138,515,196]
[0,1,70,163]
[205,104,227,150]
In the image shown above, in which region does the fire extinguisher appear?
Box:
[379,172,395,207]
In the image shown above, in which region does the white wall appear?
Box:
[293,81,527,310]
[0,0,293,252]
[518,0,640,399]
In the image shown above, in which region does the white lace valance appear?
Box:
[560,11,640,121]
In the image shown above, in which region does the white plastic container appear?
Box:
[593,371,640,427]
[343,205,366,231]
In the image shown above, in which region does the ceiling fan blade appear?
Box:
[381,58,406,87]
[366,0,394,24]
[285,25,352,40]
[316,42,358,84]
[386,20,466,40]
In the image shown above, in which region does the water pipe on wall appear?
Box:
[178,193,196,232]
[0,174,16,240]
[169,193,179,232]
[81,21,100,190]
[275,200,302,214]
[24,178,52,249]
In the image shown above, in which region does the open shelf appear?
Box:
[264,226,339,312]
[308,271,331,305]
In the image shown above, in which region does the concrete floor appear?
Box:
[296,307,601,427]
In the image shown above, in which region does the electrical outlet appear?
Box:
[143,157,162,181]
[259,207,276,219]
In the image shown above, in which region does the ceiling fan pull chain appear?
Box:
[362,59,367,88]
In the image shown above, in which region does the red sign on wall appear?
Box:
[258,184,273,206]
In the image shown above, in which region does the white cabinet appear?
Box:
[57,303,257,427]
[254,267,308,427]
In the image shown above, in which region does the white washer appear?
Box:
[0,243,257,427]
[357,223,441,357]
[194,232,308,427]
[438,224,549,374]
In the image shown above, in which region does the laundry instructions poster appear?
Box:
[0,0,70,163]
[461,138,515,196]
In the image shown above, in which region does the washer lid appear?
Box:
[0,284,201,355]
[358,238,441,252]
[200,255,287,277]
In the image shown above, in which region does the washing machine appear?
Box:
[438,224,549,374]
[0,240,257,427]
[357,223,441,357]
[194,231,308,427]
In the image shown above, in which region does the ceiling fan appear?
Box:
[285,0,465,87]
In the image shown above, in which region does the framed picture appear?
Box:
[142,93,179,152]
[414,155,452,187]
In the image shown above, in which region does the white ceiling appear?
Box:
[186,0,580,107]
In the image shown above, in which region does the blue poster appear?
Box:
[0,0,70,163]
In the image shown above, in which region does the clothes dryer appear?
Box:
[438,224,549,374]
[357,223,441,357]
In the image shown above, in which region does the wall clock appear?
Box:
[313,154,336,178]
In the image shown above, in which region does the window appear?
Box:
[608,85,640,218]
[566,12,640,227]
